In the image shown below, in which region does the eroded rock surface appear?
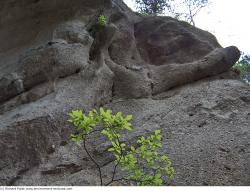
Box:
[0,0,248,186]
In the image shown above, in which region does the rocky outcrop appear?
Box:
[0,0,248,186]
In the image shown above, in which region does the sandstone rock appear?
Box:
[150,46,240,94]
[134,16,221,65]
[105,79,250,186]
[0,22,93,104]
[105,59,152,99]
[53,21,93,45]
[0,0,248,186]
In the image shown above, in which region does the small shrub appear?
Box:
[69,108,175,186]
[98,15,107,26]
[233,54,250,84]
[88,15,107,40]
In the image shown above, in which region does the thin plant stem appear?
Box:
[83,139,103,186]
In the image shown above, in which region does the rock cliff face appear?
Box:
[0,0,249,186]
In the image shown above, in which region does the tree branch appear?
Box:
[105,129,124,186]
[105,156,122,185]
[83,139,103,186]
[106,177,128,186]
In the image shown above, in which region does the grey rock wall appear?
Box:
[0,0,248,186]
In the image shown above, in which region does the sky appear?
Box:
[123,0,250,55]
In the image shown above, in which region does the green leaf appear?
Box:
[155,130,161,135]
[120,143,126,147]
[126,115,133,121]
[108,147,115,152]
[124,124,132,131]
[99,107,105,115]
[131,146,136,152]
[101,129,108,135]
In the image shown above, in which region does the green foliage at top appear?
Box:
[98,15,107,26]
[134,0,209,26]
[69,108,175,186]
[88,15,107,39]
[136,12,150,17]
[233,54,250,84]
[135,0,170,15]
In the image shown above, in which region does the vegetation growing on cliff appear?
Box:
[69,108,175,186]
[98,15,107,26]
[135,0,209,26]
[233,53,250,84]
